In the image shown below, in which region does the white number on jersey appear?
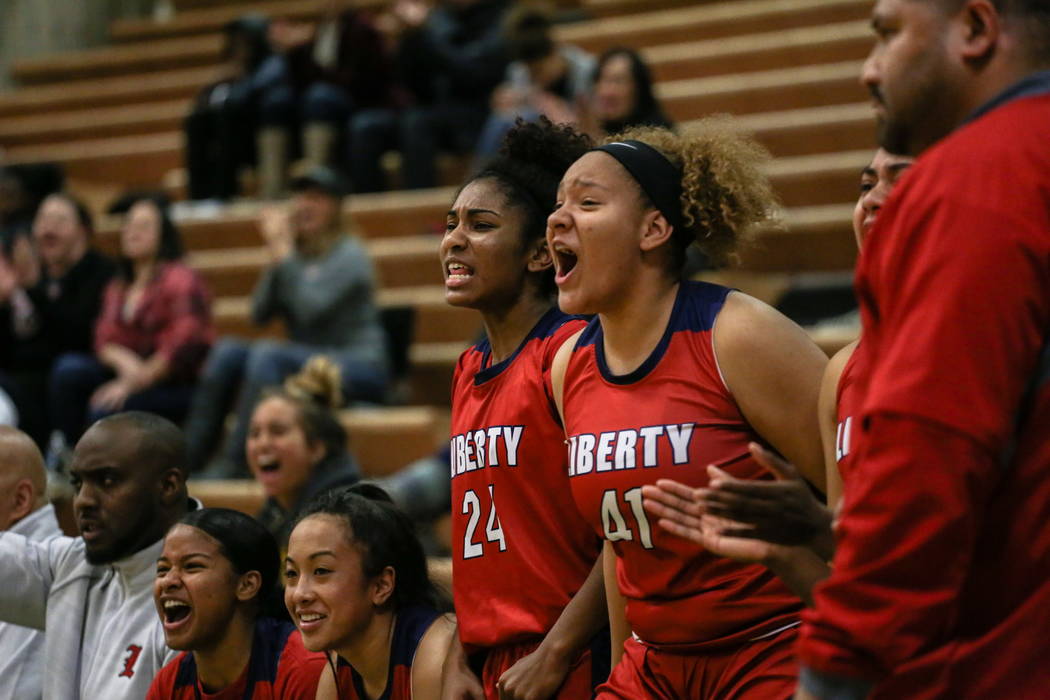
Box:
[600,487,654,549]
[461,484,506,559]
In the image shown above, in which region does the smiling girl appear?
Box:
[284,484,454,700]
[149,507,327,699]
[546,120,828,698]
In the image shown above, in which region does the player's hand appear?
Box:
[643,443,835,560]
[496,642,572,700]
[643,488,786,564]
[440,656,485,700]
[258,206,294,262]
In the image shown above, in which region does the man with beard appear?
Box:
[0,411,195,699]
[796,1,1050,698]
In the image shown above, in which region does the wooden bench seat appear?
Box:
[11,35,223,86]
[559,0,871,53]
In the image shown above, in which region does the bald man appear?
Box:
[0,426,62,700]
[0,412,195,699]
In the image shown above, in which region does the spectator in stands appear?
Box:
[586,47,673,138]
[248,357,360,547]
[349,0,512,192]
[0,193,115,449]
[185,167,387,475]
[473,5,596,165]
[0,426,63,700]
[0,412,194,698]
[256,1,396,199]
[49,195,213,450]
[184,15,273,202]
[148,508,327,698]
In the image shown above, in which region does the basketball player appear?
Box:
[441,119,607,700]
[546,120,828,698]
[640,149,915,606]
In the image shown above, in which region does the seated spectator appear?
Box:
[185,167,388,474]
[473,5,595,164]
[50,195,213,449]
[256,2,395,198]
[0,426,63,699]
[0,412,195,698]
[350,0,512,192]
[184,15,273,202]
[0,193,115,449]
[248,356,361,547]
[586,47,673,138]
[148,507,327,698]
[284,484,454,699]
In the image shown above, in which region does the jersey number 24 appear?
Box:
[462,484,507,559]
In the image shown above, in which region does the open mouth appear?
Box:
[257,458,280,473]
[79,521,102,541]
[446,261,474,286]
[552,245,578,282]
[162,599,192,626]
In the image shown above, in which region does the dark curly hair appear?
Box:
[295,483,449,612]
[467,118,593,298]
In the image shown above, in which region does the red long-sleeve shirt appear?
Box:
[799,78,1050,698]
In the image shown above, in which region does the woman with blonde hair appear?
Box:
[546,119,828,697]
[247,355,360,545]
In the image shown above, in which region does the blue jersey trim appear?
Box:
[577,281,730,386]
[473,307,583,386]
[341,606,440,700]
[171,618,296,697]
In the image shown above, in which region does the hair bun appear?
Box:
[284,355,344,410]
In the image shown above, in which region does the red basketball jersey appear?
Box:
[562,281,802,649]
[834,343,863,489]
[333,606,439,699]
[451,308,601,650]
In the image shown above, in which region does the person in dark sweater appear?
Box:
[0,193,115,448]
[255,2,396,198]
[247,356,360,549]
[184,14,273,202]
[348,0,512,192]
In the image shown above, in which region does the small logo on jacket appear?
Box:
[119,644,143,678]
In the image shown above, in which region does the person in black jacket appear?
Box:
[349,0,512,192]
[255,2,397,198]
[0,193,114,449]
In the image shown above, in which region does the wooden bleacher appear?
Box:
[2,0,880,514]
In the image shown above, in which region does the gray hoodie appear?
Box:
[0,528,177,699]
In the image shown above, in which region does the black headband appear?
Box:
[593,140,685,233]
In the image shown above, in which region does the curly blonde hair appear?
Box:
[609,117,778,266]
